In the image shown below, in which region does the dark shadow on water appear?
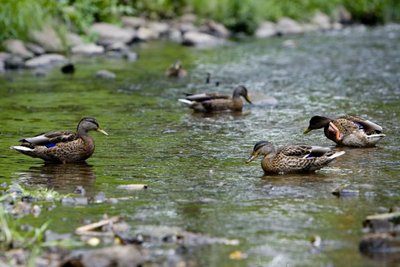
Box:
[14,162,96,196]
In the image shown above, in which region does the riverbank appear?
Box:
[0,7,385,72]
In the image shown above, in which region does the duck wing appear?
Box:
[184,92,230,102]
[279,145,313,157]
[340,115,383,134]
[20,130,78,147]
[279,145,333,158]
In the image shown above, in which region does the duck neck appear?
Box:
[77,127,89,138]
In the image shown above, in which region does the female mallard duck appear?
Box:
[304,115,385,147]
[246,141,345,174]
[10,117,108,163]
[165,60,187,78]
[178,85,252,112]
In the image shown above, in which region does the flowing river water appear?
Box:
[0,25,399,266]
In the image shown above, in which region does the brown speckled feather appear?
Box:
[11,117,107,163]
[305,115,385,147]
[247,141,345,174]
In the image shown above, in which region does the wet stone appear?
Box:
[359,233,400,254]
[4,55,25,69]
[61,197,89,206]
[45,230,72,242]
[94,192,106,203]
[96,70,116,80]
[62,245,145,267]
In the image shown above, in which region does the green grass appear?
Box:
[0,0,399,43]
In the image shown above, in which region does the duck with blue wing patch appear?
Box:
[304,115,385,147]
[11,117,108,163]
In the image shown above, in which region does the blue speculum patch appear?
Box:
[45,143,56,148]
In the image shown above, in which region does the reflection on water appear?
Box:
[14,163,96,196]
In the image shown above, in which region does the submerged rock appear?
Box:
[62,245,145,267]
[360,233,400,254]
[363,212,400,233]
[96,70,116,80]
[360,211,400,257]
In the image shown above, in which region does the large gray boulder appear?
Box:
[200,20,230,38]
[255,21,277,38]
[182,31,225,48]
[312,12,331,30]
[276,17,304,35]
[30,26,64,52]
[4,39,34,59]
[136,27,159,41]
[148,21,170,36]
[121,16,146,29]
[25,54,66,68]
[67,33,84,47]
[90,23,136,46]
[25,43,45,56]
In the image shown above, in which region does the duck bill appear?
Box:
[97,128,109,136]
[303,127,311,134]
[246,154,258,163]
[244,95,252,104]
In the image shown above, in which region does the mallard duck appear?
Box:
[304,115,385,147]
[178,85,252,112]
[165,60,187,78]
[246,141,345,174]
[10,117,108,163]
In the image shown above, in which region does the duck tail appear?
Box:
[178,99,194,106]
[10,145,33,152]
[366,134,386,145]
[327,151,345,160]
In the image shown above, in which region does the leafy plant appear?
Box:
[0,0,56,42]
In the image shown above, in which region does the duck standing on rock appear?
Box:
[165,60,187,78]
[10,117,108,163]
[178,85,252,112]
[246,141,345,174]
[304,115,385,147]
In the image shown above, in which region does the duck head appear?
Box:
[246,141,275,163]
[77,117,108,136]
[233,85,252,104]
[304,116,331,134]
